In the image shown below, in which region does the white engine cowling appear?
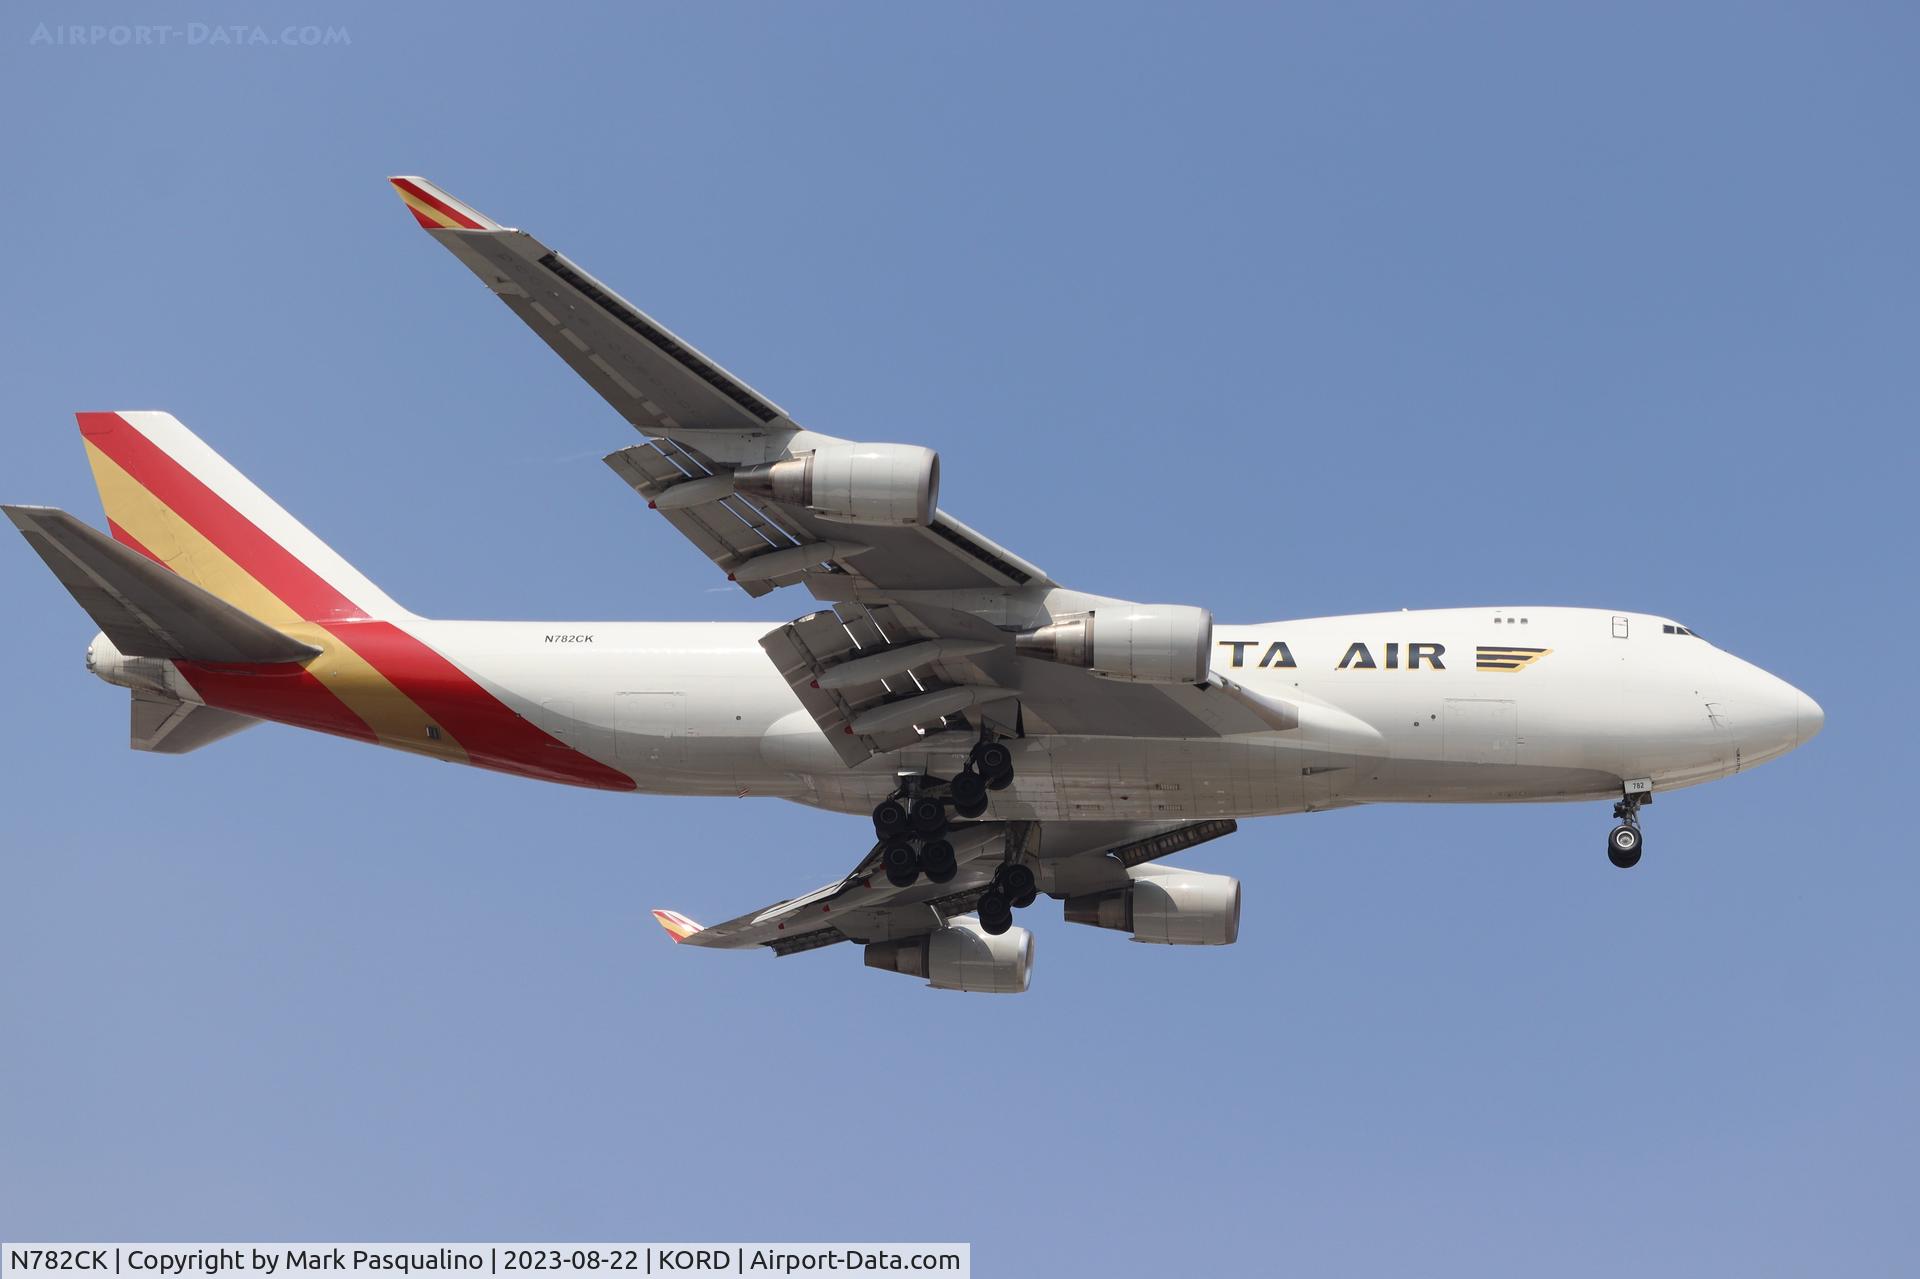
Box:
[864,918,1033,993]
[1016,604,1214,684]
[735,443,939,526]
[1063,868,1241,945]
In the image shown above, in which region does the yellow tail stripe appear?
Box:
[85,442,472,764]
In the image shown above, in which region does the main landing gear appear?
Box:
[975,862,1037,936]
[1608,790,1650,869]
[869,740,1019,891]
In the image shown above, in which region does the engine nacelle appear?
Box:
[735,443,939,526]
[1016,604,1213,684]
[864,918,1033,993]
[1063,868,1241,945]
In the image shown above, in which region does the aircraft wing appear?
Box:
[391,176,1052,601]
[390,176,791,442]
[656,819,1236,955]
[391,178,1303,758]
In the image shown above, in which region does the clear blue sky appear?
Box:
[2,3,1913,1273]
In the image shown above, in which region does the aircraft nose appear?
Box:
[1795,689,1825,746]
[1713,654,1817,766]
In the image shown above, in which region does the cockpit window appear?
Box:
[1661,624,1702,638]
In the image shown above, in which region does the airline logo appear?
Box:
[1218,640,1447,670]
[1477,646,1553,672]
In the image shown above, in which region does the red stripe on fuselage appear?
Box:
[172,662,383,744]
[316,621,636,791]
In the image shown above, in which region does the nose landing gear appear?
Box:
[1608,790,1650,868]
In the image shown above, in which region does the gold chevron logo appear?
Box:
[1476,645,1553,672]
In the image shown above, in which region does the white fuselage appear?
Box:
[404,605,1820,819]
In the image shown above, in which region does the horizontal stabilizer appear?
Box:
[4,505,321,664]
[131,689,259,754]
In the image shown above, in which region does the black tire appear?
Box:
[882,840,920,887]
[984,764,1015,792]
[950,770,987,810]
[908,795,948,836]
[1607,824,1643,869]
[1001,864,1036,900]
[977,891,1012,934]
[918,838,957,880]
[872,798,909,840]
[973,741,1013,778]
[952,793,988,820]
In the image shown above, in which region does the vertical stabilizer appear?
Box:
[77,410,411,625]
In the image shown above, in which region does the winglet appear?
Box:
[388,176,502,232]
[651,909,704,944]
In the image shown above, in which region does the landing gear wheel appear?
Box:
[1607,824,1643,869]
[918,838,957,884]
[972,741,1016,791]
[976,889,1013,935]
[1608,789,1649,869]
[872,799,908,841]
[882,840,920,888]
[972,741,1012,777]
[986,863,1037,910]
[949,770,988,819]
[908,795,948,836]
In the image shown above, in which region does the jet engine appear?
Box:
[1063,868,1241,945]
[864,917,1033,993]
[734,443,939,526]
[1016,604,1214,684]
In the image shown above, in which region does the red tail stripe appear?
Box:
[82,412,634,792]
[81,412,370,621]
[109,508,383,742]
